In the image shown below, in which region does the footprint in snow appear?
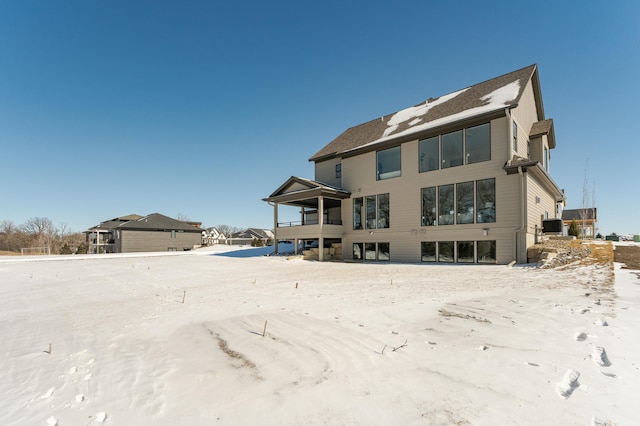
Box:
[592,346,611,367]
[556,369,580,398]
[575,332,588,341]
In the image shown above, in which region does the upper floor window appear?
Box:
[543,147,549,172]
[419,136,439,172]
[465,123,491,164]
[512,122,518,152]
[419,122,491,173]
[377,146,401,180]
[442,130,463,168]
[335,163,342,178]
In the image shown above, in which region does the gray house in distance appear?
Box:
[85,213,203,253]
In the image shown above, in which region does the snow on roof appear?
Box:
[349,80,521,153]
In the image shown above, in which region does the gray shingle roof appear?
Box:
[310,64,539,162]
[562,208,597,221]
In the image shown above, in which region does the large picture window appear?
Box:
[456,181,474,224]
[353,243,363,260]
[419,136,439,172]
[477,240,496,263]
[476,178,496,223]
[366,196,377,229]
[421,242,436,262]
[377,193,390,228]
[353,242,390,261]
[353,197,363,230]
[465,123,491,164]
[438,241,454,263]
[355,193,390,230]
[377,146,401,180]
[438,184,454,225]
[441,130,463,168]
[378,242,390,261]
[457,241,474,263]
[421,187,436,226]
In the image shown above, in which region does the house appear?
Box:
[562,208,597,238]
[228,228,274,245]
[85,213,203,253]
[264,64,565,264]
[202,227,227,246]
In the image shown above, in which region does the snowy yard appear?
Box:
[0,244,638,425]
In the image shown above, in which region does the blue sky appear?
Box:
[1,1,638,236]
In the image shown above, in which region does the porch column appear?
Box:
[273,202,279,255]
[318,196,324,261]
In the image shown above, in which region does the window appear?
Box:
[438,184,454,225]
[353,197,363,230]
[442,130,463,168]
[512,122,518,152]
[377,146,401,180]
[365,243,377,260]
[335,163,342,178]
[527,141,531,158]
[477,240,496,263]
[421,187,436,226]
[438,241,454,263]
[171,230,176,238]
[353,242,390,261]
[421,242,436,262]
[457,241,474,263]
[377,193,390,228]
[365,196,377,229]
[456,181,474,224]
[353,243,363,260]
[465,123,490,164]
[378,243,390,261]
[543,147,549,172]
[476,178,496,223]
[419,136,439,172]
[356,193,390,230]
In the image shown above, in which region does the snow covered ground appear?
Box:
[0,243,638,425]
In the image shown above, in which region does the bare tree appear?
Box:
[22,217,55,248]
[215,224,242,237]
[579,159,597,238]
[176,213,190,222]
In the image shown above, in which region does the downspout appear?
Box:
[512,166,525,263]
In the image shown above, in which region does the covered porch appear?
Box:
[263,176,350,261]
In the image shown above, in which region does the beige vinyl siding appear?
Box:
[525,173,559,248]
[314,157,342,187]
[340,117,521,263]
[510,80,539,158]
[119,230,201,253]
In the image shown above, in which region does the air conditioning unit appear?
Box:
[542,218,563,234]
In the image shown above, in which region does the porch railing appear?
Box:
[277,219,343,227]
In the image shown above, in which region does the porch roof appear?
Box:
[263,176,351,207]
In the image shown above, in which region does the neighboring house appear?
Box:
[264,64,565,264]
[85,213,203,253]
[562,208,597,238]
[202,227,227,246]
[228,228,274,245]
